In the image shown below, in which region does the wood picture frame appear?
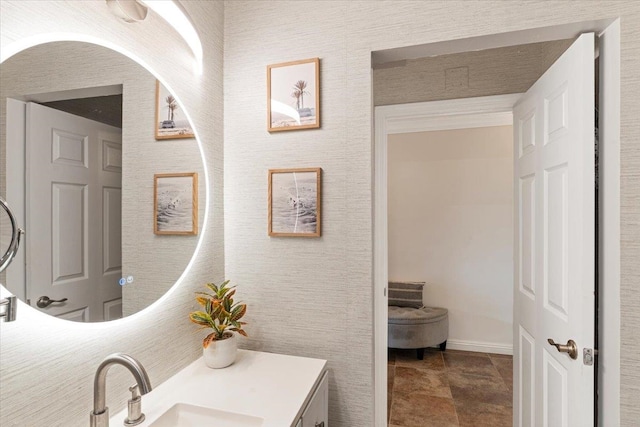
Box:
[154,172,198,235]
[267,57,320,132]
[268,168,322,237]
[155,80,195,140]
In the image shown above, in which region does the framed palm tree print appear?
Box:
[267,58,320,132]
[155,80,195,140]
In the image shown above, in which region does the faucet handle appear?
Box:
[129,384,141,399]
[124,384,145,426]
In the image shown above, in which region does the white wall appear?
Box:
[0,1,224,425]
[388,126,513,352]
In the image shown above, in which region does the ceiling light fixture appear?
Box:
[106,0,148,23]
[106,0,203,75]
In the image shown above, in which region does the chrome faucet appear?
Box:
[90,353,152,427]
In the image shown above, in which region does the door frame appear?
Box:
[373,22,620,427]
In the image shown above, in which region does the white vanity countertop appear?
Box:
[110,350,327,427]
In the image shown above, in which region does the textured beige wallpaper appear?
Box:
[374,39,573,106]
[224,1,639,425]
[0,1,224,425]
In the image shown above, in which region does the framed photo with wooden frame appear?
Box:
[268,168,322,237]
[155,80,195,140]
[154,172,198,235]
[267,57,320,132]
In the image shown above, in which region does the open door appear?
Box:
[513,33,595,426]
[26,102,123,322]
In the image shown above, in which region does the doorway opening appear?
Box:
[381,95,518,426]
[385,103,516,425]
[373,19,620,427]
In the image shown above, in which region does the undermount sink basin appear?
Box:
[149,403,264,427]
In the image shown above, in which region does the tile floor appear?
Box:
[388,348,513,427]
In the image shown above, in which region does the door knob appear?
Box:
[547,338,578,360]
[36,296,68,308]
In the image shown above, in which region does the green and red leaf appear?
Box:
[203,332,218,348]
[205,282,219,294]
[189,311,212,326]
[231,328,248,337]
[190,280,248,342]
[230,304,247,321]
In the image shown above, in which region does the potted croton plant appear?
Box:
[189,280,247,369]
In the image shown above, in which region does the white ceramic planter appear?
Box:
[203,333,237,369]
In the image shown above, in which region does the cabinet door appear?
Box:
[302,371,328,427]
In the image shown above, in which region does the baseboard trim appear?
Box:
[444,339,513,355]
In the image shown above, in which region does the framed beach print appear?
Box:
[268,168,322,237]
[267,57,320,132]
[155,80,195,140]
[154,173,198,235]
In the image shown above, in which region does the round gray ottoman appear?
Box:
[388,306,449,360]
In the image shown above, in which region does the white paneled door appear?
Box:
[26,103,123,322]
[513,33,595,426]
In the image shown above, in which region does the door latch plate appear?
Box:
[583,348,594,366]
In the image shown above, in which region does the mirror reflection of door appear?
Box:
[1,41,203,323]
[7,95,123,322]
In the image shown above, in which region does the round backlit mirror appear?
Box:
[0,41,205,322]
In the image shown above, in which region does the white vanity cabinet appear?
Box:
[297,371,329,427]
[110,350,328,427]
